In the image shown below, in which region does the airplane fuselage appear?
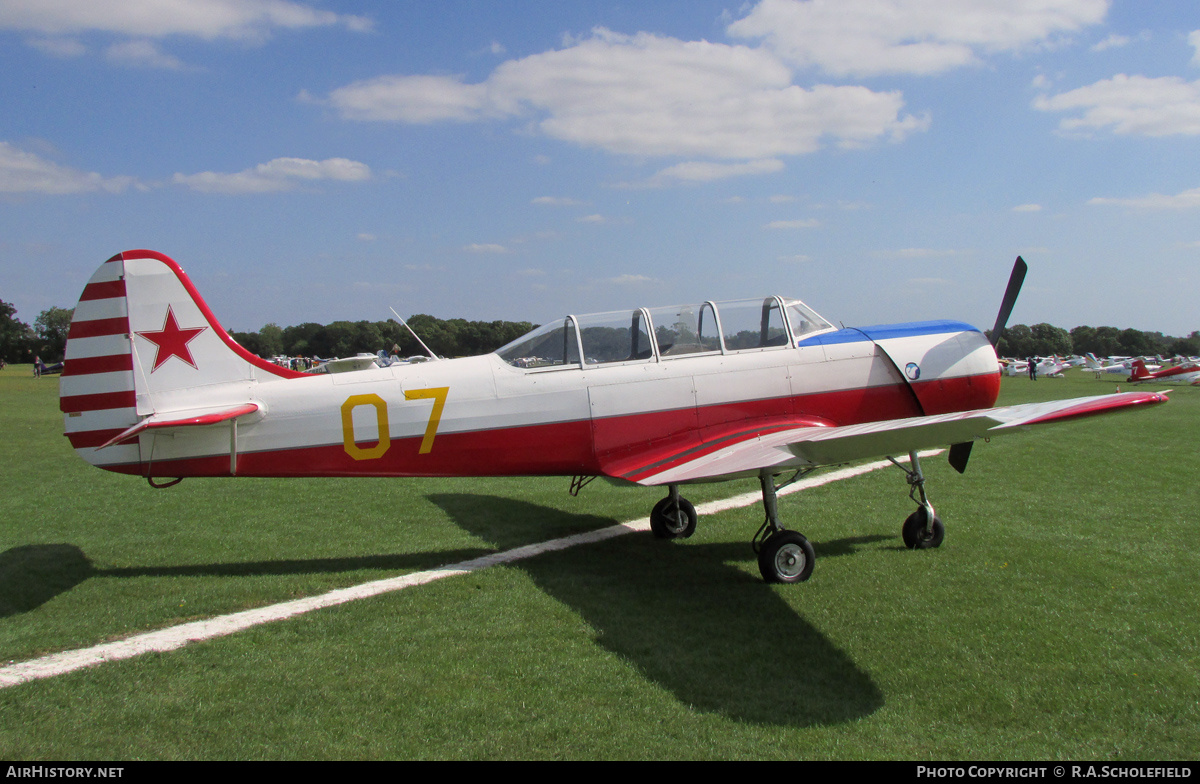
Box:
[62,253,1000,483]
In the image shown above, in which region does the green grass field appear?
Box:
[0,364,1196,760]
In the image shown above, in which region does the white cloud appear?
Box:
[767,218,820,229]
[647,159,786,185]
[173,157,371,194]
[105,39,185,69]
[1090,33,1128,52]
[607,274,653,285]
[532,196,585,206]
[727,0,1108,77]
[26,37,86,57]
[0,0,371,41]
[326,75,492,123]
[1012,203,1042,212]
[1089,188,1200,210]
[1190,30,1200,65]
[1034,74,1200,136]
[0,141,137,194]
[322,28,928,161]
[877,248,963,258]
[576,214,607,224]
[463,243,508,254]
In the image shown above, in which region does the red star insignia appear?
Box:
[137,306,207,372]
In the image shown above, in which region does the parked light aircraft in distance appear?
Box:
[1128,358,1200,385]
[1003,357,1069,377]
[59,251,1168,583]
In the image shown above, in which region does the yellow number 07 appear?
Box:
[341,387,449,460]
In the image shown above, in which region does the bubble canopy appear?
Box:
[495,297,833,369]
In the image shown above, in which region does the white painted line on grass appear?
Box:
[0,452,938,689]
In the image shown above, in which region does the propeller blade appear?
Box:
[955,256,1027,474]
[989,256,1027,350]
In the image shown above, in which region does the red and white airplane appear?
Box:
[60,251,1168,583]
[1127,358,1200,385]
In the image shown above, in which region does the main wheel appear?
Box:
[902,507,945,549]
[757,530,815,583]
[650,496,697,539]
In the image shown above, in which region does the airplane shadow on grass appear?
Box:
[1,497,886,727]
[429,492,886,728]
[0,544,495,618]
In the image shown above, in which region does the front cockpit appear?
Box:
[495,296,835,369]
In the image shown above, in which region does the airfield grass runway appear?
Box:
[0,365,1196,760]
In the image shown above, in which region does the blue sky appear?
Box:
[2,0,1199,337]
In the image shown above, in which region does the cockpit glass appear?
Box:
[496,296,834,369]
[714,298,790,350]
[646,303,720,357]
[574,310,653,364]
[495,318,580,368]
[783,299,833,340]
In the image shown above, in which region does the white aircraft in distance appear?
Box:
[1083,353,1137,376]
[1003,357,1070,377]
[59,251,1168,584]
[1127,358,1200,385]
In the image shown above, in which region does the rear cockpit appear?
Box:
[496,296,834,369]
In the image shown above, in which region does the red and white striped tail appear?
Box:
[61,254,139,468]
[60,250,305,473]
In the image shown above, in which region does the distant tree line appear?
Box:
[989,323,1200,359]
[228,314,537,360]
[3,296,1197,365]
[0,301,73,363]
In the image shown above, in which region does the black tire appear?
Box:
[650,496,697,539]
[902,507,945,549]
[757,530,815,583]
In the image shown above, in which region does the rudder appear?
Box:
[60,250,305,472]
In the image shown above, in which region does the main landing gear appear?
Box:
[752,472,816,583]
[649,484,698,539]
[649,450,946,585]
[890,451,945,550]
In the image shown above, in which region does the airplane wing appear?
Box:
[620,391,1168,487]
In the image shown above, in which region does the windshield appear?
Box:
[495,318,580,368]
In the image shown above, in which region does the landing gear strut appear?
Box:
[752,472,816,583]
[890,451,945,549]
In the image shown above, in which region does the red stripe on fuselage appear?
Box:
[88,371,1000,480]
[910,371,1001,415]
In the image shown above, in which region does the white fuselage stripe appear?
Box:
[0,452,937,689]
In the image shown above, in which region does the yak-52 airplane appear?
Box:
[60,251,1168,583]
[1127,358,1200,385]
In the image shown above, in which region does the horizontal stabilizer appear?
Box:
[97,403,260,450]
